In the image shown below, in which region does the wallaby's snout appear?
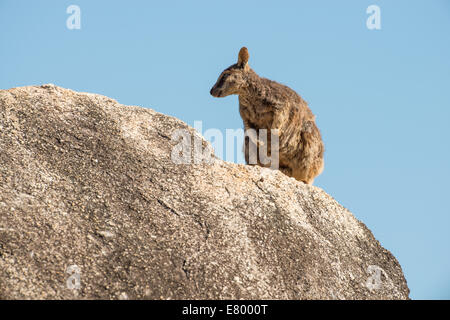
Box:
[209,86,223,98]
[210,47,250,99]
[210,71,233,98]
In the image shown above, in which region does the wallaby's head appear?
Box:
[210,47,251,98]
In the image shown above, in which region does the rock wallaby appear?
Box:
[210,47,324,184]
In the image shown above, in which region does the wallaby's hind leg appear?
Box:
[279,166,293,178]
[291,122,324,185]
[280,167,312,184]
[292,169,314,185]
[294,158,323,185]
[279,166,313,183]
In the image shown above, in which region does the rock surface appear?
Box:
[0,84,409,299]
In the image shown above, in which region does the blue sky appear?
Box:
[1,0,449,299]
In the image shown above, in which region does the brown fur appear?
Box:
[210,47,324,184]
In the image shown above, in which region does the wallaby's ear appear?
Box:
[237,47,249,68]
